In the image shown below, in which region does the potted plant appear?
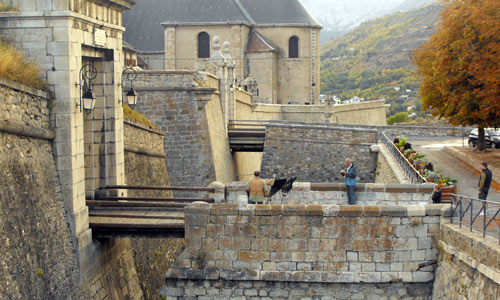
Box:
[425,171,439,182]
[404,149,415,159]
[397,136,407,151]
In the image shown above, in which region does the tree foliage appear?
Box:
[413,0,500,131]
[387,112,411,125]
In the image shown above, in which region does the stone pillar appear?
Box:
[222,41,236,123]
[208,36,229,133]
[208,181,225,203]
[164,26,176,70]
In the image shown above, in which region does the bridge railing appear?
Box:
[449,194,500,244]
[228,120,269,130]
[89,185,215,209]
[380,132,427,184]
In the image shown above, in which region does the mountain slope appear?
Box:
[301,0,434,43]
[320,1,442,111]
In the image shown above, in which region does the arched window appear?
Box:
[289,36,299,58]
[198,32,210,58]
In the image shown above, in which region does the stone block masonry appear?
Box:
[224,182,434,206]
[432,224,500,300]
[261,124,379,183]
[164,202,451,299]
[1,1,133,287]
[123,118,185,298]
[133,71,236,195]
[0,79,81,299]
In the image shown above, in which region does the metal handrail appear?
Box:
[380,133,427,184]
[449,194,500,245]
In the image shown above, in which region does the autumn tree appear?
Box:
[413,0,500,150]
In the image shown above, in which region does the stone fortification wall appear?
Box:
[82,239,144,300]
[0,79,149,300]
[133,71,235,193]
[224,182,434,206]
[234,99,387,126]
[327,122,472,137]
[0,79,82,299]
[123,119,185,299]
[261,124,379,183]
[432,224,500,300]
[164,202,450,299]
[123,120,169,197]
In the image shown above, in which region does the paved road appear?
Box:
[400,136,499,239]
[402,136,499,202]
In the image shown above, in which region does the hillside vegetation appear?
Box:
[320,2,442,116]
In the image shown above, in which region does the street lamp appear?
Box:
[78,64,98,113]
[121,67,138,107]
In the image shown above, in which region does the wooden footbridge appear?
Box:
[87,185,214,238]
[228,120,267,152]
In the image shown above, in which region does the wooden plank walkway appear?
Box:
[88,207,186,238]
[87,186,214,238]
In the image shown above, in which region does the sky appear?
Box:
[301,0,434,32]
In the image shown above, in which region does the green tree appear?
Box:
[387,112,410,125]
[413,0,500,150]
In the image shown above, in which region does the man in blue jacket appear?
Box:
[341,158,357,205]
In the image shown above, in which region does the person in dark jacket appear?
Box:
[431,184,442,203]
[341,158,357,205]
[478,161,493,200]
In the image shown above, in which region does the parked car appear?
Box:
[468,128,500,148]
[491,129,500,148]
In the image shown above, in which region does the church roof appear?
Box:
[239,0,321,27]
[246,29,279,53]
[123,0,321,52]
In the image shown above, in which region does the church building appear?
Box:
[123,0,322,104]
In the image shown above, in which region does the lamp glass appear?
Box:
[82,89,96,111]
[126,89,138,105]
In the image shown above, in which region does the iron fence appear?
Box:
[450,194,500,244]
[380,133,427,184]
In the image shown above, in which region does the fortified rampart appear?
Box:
[133,70,236,192]
[260,124,379,183]
[0,78,82,299]
[0,78,185,299]
[236,98,387,125]
[164,202,448,299]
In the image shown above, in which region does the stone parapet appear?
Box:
[167,202,450,285]
[236,119,471,137]
[224,182,434,206]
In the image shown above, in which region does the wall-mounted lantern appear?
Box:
[78,64,98,113]
[121,67,138,107]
